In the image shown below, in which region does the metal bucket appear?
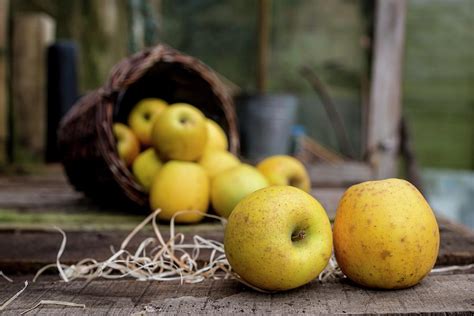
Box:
[235,94,298,163]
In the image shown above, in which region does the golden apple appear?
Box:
[225,185,333,291]
[151,103,208,161]
[149,160,209,223]
[132,148,162,192]
[128,98,167,146]
[205,119,228,151]
[257,155,310,192]
[198,148,240,179]
[113,123,140,166]
[211,164,268,218]
[333,178,440,289]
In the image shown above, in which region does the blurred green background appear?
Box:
[11,0,472,169]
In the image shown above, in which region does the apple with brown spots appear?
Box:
[333,178,440,289]
[225,185,333,291]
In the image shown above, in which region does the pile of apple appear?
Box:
[113,98,311,223]
[114,99,440,294]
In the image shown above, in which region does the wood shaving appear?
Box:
[32,209,348,292]
[0,281,28,311]
[32,209,474,291]
[318,255,345,282]
[34,209,233,283]
[0,271,13,282]
[20,300,85,315]
[430,263,474,274]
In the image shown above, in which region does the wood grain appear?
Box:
[0,274,473,315]
[0,226,224,275]
[437,219,474,266]
[12,13,55,163]
[367,0,407,178]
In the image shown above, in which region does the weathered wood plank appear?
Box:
[0,166,472,276]
[0,165,122,214]
[309,161,374,187]
[0,209,147,231]
[0,218,472,276]
[0,274,473,315]
[0,226,224,275]
[437,219,474,266]
[12,13,55,163]
[0,0,9,165]
[0,281,57,315]
[367,0,407,178]
[0,165,346,221]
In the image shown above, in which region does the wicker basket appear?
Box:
[58,44,239,209]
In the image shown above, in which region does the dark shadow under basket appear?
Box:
[58,44,239,210]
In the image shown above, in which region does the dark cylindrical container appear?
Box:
[236,94,298,163]
[47,41,79,162]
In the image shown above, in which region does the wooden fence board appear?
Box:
[309,161,373,187]
[0,0,9,164]
[367,0,407,178]
[12,13,55,163]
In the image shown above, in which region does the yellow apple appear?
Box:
[257,155,310,192]
[333,178,440,289]
[132,148,162,192]
[128,98,167,146]
[225,185,333,291]
[211,164,268,218]
[113,123,140,166]
[149,160,209,223]
[151,103,208,161]
[198,148,240,179]
[205,119,228,151]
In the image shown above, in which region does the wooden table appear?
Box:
[1,166,473,315]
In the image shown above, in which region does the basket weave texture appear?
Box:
[58,44,239,208]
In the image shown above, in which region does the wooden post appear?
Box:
[0,0,9,165]
[367,0,406,179]
[12,13,55,163]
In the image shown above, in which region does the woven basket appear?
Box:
[58,44,239,209]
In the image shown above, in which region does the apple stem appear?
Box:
[291,230,306,242]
